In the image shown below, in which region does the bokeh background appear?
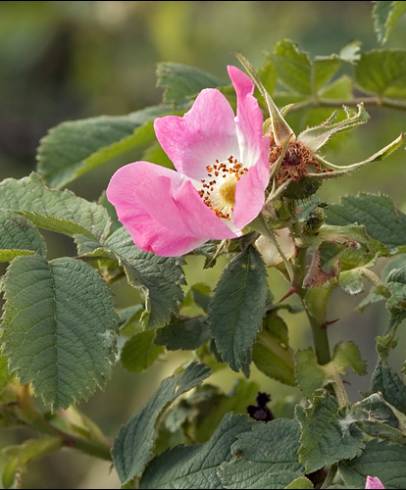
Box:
[0,1,405,488]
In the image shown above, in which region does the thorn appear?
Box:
[321,318,340,329]
[278,287,298,303]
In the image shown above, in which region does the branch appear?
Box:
[284,95,406,113]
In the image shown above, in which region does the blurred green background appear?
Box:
[0,1,405,488]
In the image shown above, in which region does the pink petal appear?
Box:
[154,89,239,180]
[365,476,385,489]
[232,158,269,229]
[106,162,236,257]
[227,65,270,229]
[227,65,266,165]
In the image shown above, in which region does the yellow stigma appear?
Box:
[219,178,237,206]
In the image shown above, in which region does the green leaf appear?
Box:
[103,228,184,328]
[184,283,211,313]
[372,362,406,414]
[331,341,367,376]
[112,362,211,485]
[272,39,312,95]
[0,173,111,240]
[351,393,406,444]
[298,104,369,152]
[141,141,173,169]
[219,418,304,489]
[295,349,328,396]
[121,330,164,373]
[0,211,46,262]
[37,106,168,188]
[326,194,406,250]
[1,256,118,409]
[77,227,185,328]
[155,316,210,351]
[339,440,406,489]
[285,476,314,489]
[373,1,406,44]
[156,62,221,106]
[356,50,406,98]
[1,437,62,489]
[253,313,296,386]
[296,391,365,473]
[140,414,251,489]
[188,380,259,443]
[258,56,278,95]
[208,246,268,375]
[296,343,366,397]
[271,39,346,97]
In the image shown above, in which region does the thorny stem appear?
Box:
[290,212,332,366]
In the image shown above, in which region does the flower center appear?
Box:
[198,156,247,220]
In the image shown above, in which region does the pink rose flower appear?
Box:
[365,476,385,489]
[107,66,269,257]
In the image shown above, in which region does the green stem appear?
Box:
[57,431,112,461]
[295,248,332,365]
[285,95,406,113]
[15,387,112,462]
[306,306,332,365]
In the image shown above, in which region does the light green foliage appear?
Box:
[295,348,328,396]
[112,362,211,485]
[0,173,111,240]
[0,211,46,262]
[295,343,366,396]
[208,246,268,375]
[253,313,295,386]
[373,1,406,44]
[156,62,222,106]
[297,391,365,472]
[140,414,252,489]
[356,50,406,98]
[270,39,353,97]
[121,331,164,373]
[219,418,304,489]
[1,256,119,409]
[37,106,169,188]
[285,477,314,489]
